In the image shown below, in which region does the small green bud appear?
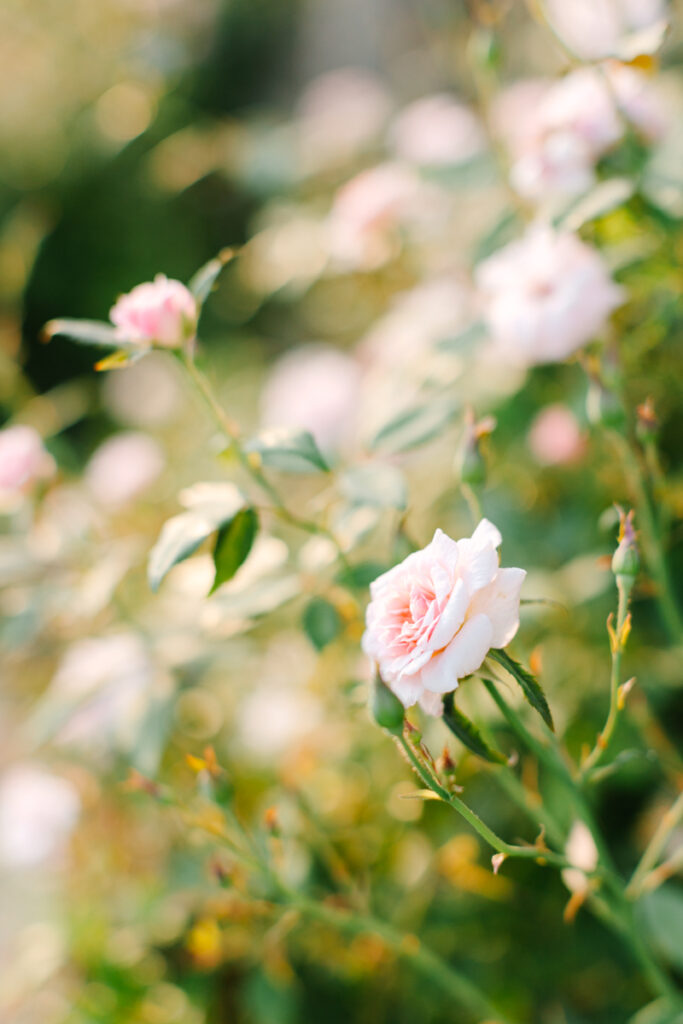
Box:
[635,397,659,444]
[611,508,639,580]
[370,673,405,735]
[456,408,495,487]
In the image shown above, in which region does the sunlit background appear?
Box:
[2,0,683,1021]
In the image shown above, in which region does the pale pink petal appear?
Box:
[418,689,446,716]
[429,577,469,650]
[469,567,526,648]
[391,674,424,708]
[420,614,494,693]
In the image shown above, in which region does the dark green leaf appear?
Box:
[488,649,554,730]
[302,597,342,650]
[210,507,258,593]
[245,427,329,473]
[442,692,507,764]
[370,398,459,454]
[188,248,235,306]
[638,886,683,974]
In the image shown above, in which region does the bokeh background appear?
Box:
[2,1,683,1022]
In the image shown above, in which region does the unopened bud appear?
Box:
[636,397,659,444]
[456,408,495,487]
[370,673,405,735]
[611,508,639,580]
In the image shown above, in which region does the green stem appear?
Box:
[628,791,683,898]
[609,430,683,644]
[180,348,349,564]
[580,579,631,780]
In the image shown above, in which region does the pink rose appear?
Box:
[475,224,624,365]
[110,274,197,349]
[0,424,55,503]
[85,431,164,507]
[390,94,485,167]
[544,0,667,60]
[362,520,525,716]
[528,405,585,465]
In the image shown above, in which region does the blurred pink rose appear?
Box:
[362,520,525,716]
[528,405,585,465]
[261,344,361,454]
[0,424,55,504]
[85,431,164,507]
[327,162,420,270]
[475,225,624,365]
[297,67,391,172]
[390,94,485,167]
[110,274,197,348]
[544,0,668,60]
[494,67,665,201]
[0,764,80,868]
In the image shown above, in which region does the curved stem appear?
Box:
[628,791,683,898]
[180,347,349,565]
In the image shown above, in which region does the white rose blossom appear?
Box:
[362,520,525,716]
[475,224,624,365]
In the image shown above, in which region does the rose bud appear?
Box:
[110,274,197,349]
[612,508,639,581]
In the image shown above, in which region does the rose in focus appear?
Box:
[362,520,525,715]
[110,274,197,349]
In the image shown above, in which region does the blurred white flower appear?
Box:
[475,224,624,364]
[0,765,80,868]
[296,67,391,173]
[261,344,361,454]
[40,634,156,754]
[562,821,599,893]
[544,0,668,61]
[84,432,164,507]
[0,425,54,508]
[362,520,525,716]
[528,405,585,465]
[237,684,323,760]
[390,94,485,167]
[327,162,420,270]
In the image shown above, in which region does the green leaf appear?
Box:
[336,561,389,590]
[149,485,250,592]
[559,178,635,232]
[370,398,459,454]
[303,597,342,650]
[442,693,507,764]
[245,427,329,473]
[488,649,554,730]
[436,321,487,354]
[339,464,407,510]
[42,319,124,348]
[188,248,235,306]
[148,513,217,593]
[210,507,258,594]
[638,886,683,974]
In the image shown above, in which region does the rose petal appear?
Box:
[420,614,494,693]
[469,567,526,648]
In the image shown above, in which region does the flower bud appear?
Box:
[456,409,495,487]
[370,673,405,735]
[611,508,639,580]
[636,397,659,444]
